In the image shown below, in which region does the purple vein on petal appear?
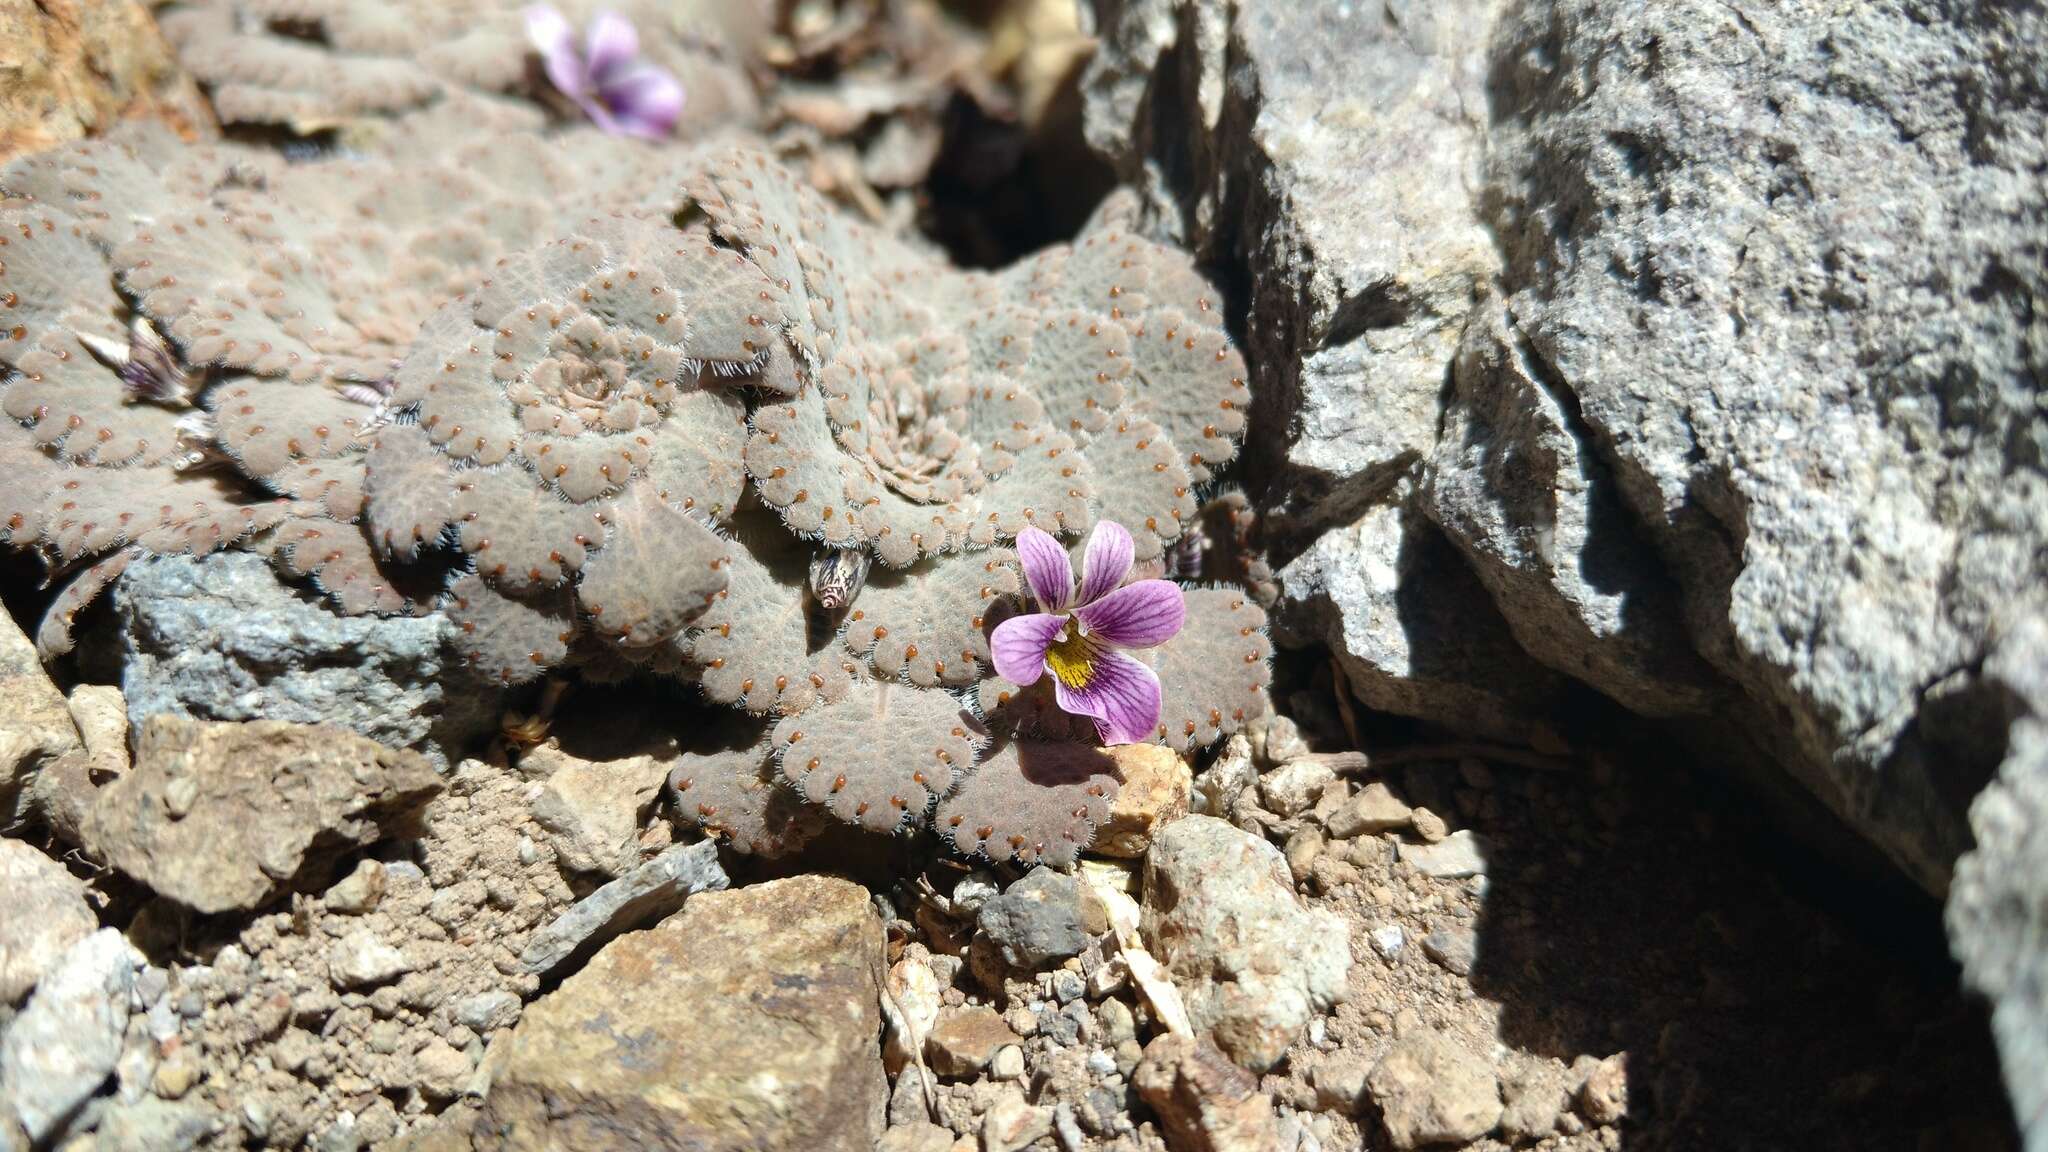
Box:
[1014,526,1074,611]
[1076,520,1135,606]
[1055,651,1162,745]
[1075,580,1185,649]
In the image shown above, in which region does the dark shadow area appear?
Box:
[1444,734,2017,1150]
[922,81,1116,268]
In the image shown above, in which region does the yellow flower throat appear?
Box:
[1044,626,1100,689]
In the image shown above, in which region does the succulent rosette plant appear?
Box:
[0,98,1272,866]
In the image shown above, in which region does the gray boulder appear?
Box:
[1946,616,2048,1152]
[1471,0,2048,895]
[1082,0,2046,1137]
[110,552,500,765]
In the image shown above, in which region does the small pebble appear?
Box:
[1283,827,1326,883]
[1410,807,1448,843]
[1370,925,1406,961]
[1050,969,1085,1004]
[990,1044,1025,1081]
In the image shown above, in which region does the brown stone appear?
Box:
[1092,743,1193,857]
[1132,1033,1281,1152]
[925,1005,1021,1077]
[0,0,211,164]
[1365,1030,1502,1149]
[477,874,886,1151]
[80,716,443,913]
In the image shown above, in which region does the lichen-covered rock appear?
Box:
[80,715,443,913]
[1470,0,2048,895]
[1947,615,2048,1152]
[1141,816,1351,1071]
[480,874,885,1151]
[0,840,97,1004]
[111,552,496,764]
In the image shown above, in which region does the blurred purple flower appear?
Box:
[525,6,684,140]
[991,522,1186,745]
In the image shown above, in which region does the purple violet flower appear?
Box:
[525,6,684,140]
[991,522,1187,745]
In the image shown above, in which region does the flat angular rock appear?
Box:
[1399,829,1487,879]
[1325,782,1412,839]
[1142,816,1352,1071]
[526,740,673,878]
[1279,500,1571,744]
[80,716,443,913]
[480,874,885,1151]
[0,840,97,1004]
[925,1006,1020,1077]
[112,553,498,766]
[517,839,729,976]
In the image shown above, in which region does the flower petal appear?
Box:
[525,5,586,96]
[1075,579,1185,650]
[1075,520,1134,606]
[1014,526,1073,611]
[1054,650,1163,745]
[598,60,683,138]
[584,10,640,78]
[990,612,1067,686]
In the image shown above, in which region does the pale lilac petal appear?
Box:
[1075,579,1185,650]
[584,10,640,77]
[1054,651,1163,745]
[1014,526,1074,611]
[1075,520,1134,606]
[525,5,587,97]
[990,612,1067,686]
[598,61,683,137]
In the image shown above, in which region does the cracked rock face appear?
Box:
[1083,0,1501,530]
[1082,0,2046,1136]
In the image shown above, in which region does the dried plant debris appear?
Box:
[0,116,1263,860]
